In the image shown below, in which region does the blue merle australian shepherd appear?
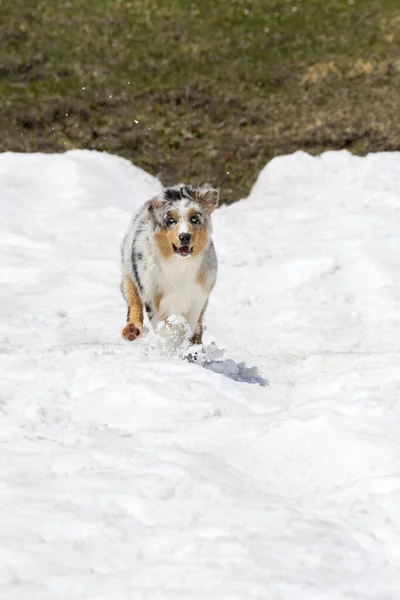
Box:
[121,184,219,345]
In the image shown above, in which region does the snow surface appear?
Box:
[1,149,400,599]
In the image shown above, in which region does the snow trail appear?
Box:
[1,149,400,599]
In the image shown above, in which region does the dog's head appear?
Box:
[147,184,219,259]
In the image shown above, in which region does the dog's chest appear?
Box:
[156,256,206,319]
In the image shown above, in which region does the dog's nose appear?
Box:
[179,232,191,245]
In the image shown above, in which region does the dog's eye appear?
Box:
[190,215,200,226]
[166,217,176,227]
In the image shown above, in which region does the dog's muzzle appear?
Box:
[173,233,193,257]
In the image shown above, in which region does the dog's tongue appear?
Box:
[178,245,190,255]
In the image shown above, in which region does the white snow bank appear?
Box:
[1,149,400,599]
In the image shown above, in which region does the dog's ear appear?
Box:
[147,195,163,210]
[195,186,219,212]
[146,195,164,221]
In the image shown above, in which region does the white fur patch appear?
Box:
[178,221,189,235]
[155,253,208,332]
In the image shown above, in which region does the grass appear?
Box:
[2,0,400,202]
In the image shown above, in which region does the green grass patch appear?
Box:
[2,0,400,201]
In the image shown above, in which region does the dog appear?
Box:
[120,184,219,346]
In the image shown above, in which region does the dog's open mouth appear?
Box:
[173,244,193,257]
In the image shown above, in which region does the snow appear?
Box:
[1,148,400,599]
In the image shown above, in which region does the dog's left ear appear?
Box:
[195,187,219,212]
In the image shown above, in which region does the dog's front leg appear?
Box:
[122,276,143,341]
[189,301,208,346]
[190,324,203,346]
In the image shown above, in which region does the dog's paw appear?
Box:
[122,323,142,341]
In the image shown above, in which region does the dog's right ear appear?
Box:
[146,195,163,214]
[147,195,163,210]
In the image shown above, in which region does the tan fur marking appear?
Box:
[190,328,203,346]
[196,269,212,293]
[196,270,215,295]
[156,228,180,258]
[193,188,219,213]
[191,225,208,257]
[145,196,163,220]
[190,304,207,345]
[168,210,178,221]
[148,196,163,209]
[122,276,143,340]
[154,292,163,312]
